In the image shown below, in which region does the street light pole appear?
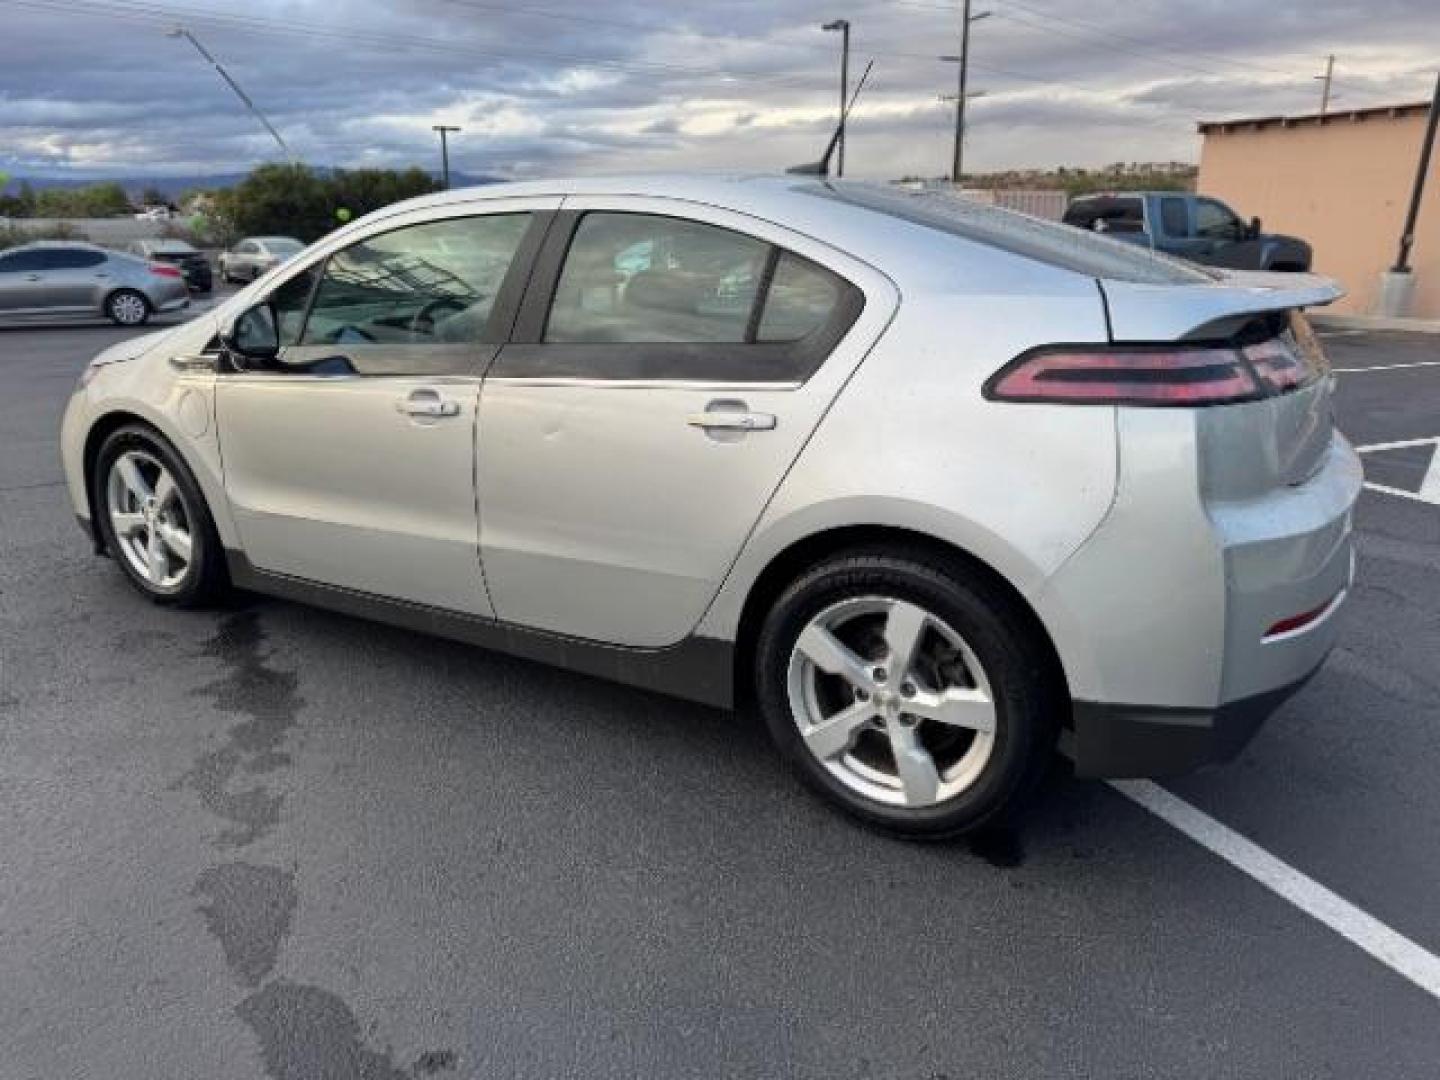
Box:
[432,125,461,189]
[166,27,293,161]
[822,20,851,177]
[1392,71,1440,274]
[1315,54,1335,116]
[940,2,990,184]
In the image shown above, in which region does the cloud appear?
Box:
[1,0,1435,179]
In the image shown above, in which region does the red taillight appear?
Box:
[148,263,183,279]
[985,346,1262,406]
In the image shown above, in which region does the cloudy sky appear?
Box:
[2,0,1436,180]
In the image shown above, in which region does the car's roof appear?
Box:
[1070,191,1188,201]
[9,240,107,251]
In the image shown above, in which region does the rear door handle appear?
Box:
[687,406,776,432]
[397,388,461,418]
[25,274,42,281]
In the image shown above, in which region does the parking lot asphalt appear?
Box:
[2,309,1438,1078]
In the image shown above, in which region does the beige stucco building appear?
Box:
[1198,101,1437,318]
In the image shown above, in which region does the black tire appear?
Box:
[105,289,151,327]
[92,424,230,608]
[755,547,1061,840]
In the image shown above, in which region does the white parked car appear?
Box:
[60,176,1360,837]
[218,236,304,284]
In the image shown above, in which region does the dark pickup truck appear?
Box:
[1063,192,1312,272]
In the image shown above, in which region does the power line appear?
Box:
[894,0,1319,84]
[3,0,1107,100]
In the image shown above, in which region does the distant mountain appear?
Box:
[3,170,503,198]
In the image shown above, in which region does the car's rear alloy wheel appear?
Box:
[106,449,194,592]
[787,596,998,809]
[756,550,1059,839]
[94,426,228,606]
[107,290,150,326]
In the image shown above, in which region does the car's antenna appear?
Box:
[787,60,875,178]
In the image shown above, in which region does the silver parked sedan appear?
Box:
[60,177,1361,837]
[217,236,304,284]
[0,241,190,326]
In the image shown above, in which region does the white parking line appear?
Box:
[1334,360,1440,374]
[1111,780,1440,1001]
[1353,437,1440,507]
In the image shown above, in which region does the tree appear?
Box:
[217,163,443,242]
[329,167,440,220]
[219,163,332,241]
[32,182,132,218]
[139,185,168,208]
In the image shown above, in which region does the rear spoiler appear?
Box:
[1099,272,1344,342]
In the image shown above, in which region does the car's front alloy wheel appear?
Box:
[756,549,1059,839]
[94,426,228,606]
[106,449,194,592]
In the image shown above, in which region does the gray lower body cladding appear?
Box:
[1064,662,1320,778]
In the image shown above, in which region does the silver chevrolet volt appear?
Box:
[59,177,1361,837]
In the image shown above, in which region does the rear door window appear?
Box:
[494,210,865,383]
[30,249,101,270]
[1159,197,1190,238]
[46,249,106,269]
[757,252,844,342]
[545,213,768,344]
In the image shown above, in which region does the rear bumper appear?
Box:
[1064,661,1321,777]
[1034,415,1360,778]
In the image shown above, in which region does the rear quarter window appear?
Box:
[809,183,1213,286]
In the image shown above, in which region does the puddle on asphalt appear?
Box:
[180,608,457,1078]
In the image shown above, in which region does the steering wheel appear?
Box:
[410,297,468,336]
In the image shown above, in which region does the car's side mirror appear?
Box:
[221,301,281,362]
[1248,216,1262,239]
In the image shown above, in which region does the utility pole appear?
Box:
[166,27,294,161]
[822,20,851,177]
[1316,54,1335,116]
[1392,71,1440,274]
[432,125,460,189]
[940,1,990,184]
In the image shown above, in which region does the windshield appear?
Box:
[805,182,1216,286]
[262,238,304,255]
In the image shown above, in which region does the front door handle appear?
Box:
[687,403,777,432]
[397,388,460,418]
[25,274,41,281]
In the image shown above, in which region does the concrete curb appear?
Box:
[1311,313,1440,334]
